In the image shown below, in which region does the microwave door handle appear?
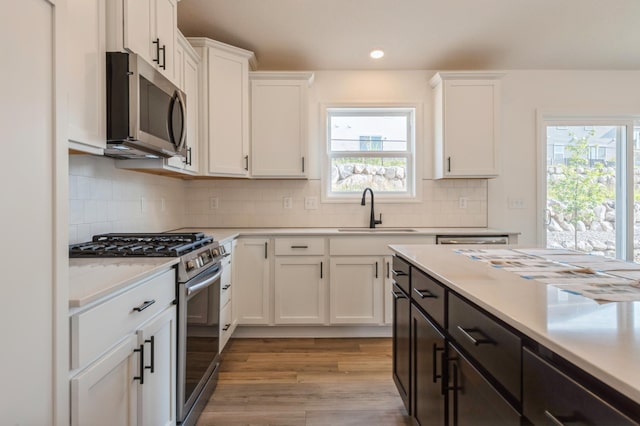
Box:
[168,91,186,151]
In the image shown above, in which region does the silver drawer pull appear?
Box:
[414,288,437,299]
[456,326,496,346]
[392,270,407,277]
[290,245,309,249]
[133,300,155,312]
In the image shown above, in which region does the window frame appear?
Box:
[322,104,421,203]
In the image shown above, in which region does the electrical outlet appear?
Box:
[508,197,525,209]
[458,197,468,209]
[209,197,219,209]
[283,197,293,209]
[304,196,318,210]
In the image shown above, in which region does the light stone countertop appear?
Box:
[69,258,179,310]
[389,244,640,403]
[170,227,519,243]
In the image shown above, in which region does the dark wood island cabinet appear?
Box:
[390,247,640,426]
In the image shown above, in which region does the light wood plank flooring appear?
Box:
[196,337,412,426]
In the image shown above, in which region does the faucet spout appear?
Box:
[361,187,382,228]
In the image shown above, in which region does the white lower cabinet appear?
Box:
[137,308,176,426]
[383,256,394,324]
[70,268,177,426]
[219,240,236,352]
[329,256,384,324]
[235,238,270,324]
[71,334,138,426]
[274,256,326,324]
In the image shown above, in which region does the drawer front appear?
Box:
[448,292,521,400]
[71,268,175,370]
[392,256,410,294]
[523,348,636,425]
[220,302,233,352]
[275,237,325,256]
[411,268,445,328]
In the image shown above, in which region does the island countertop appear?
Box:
[389,244,640,404]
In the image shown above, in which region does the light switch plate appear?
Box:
[283,197,293,209]
[209,197,219,209]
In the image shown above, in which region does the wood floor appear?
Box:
[196,337,412,426]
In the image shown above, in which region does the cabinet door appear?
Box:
[274,256,326,324]
[71,334,139,426]
[329,256,383,324]
[67,0,106,153]
[250,78,308,177]
[235,239,270,324]
[182,48,200,173]
[152,0,177,81]
[123,0,153,65]
[207,48,249,177]
[392,283,411,412]
[411,305,446,425]
[137,307,177,426]
[447,344,520,426]
[384,256,393,324]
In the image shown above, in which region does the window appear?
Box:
[541,117,640,261]
[326,107,415,199]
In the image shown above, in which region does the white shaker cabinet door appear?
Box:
[274,256,326,324]
[67,0,106,153]
[71,334,139,426]
[137,307,177,426]
[235,238,271,324]
[329,256,384,324]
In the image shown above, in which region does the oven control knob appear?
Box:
[186,260,196,271]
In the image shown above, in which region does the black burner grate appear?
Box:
[69,233,214,258]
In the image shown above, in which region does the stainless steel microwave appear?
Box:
[104,52,186,159]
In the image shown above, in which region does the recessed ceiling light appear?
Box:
[370,49,384,59]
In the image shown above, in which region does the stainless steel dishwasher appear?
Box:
[436,235,509,245]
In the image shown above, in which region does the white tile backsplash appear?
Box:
[69,155,488,242]
[68,155,187,244]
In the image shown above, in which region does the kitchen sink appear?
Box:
[337,228,417,233]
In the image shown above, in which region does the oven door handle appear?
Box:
[186,267,222,296]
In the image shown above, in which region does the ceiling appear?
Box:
[177,0,640,71]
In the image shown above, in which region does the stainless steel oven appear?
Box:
[176,259,222,426]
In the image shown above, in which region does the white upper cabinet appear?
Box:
[249,72,313,178]
[431,72,504,179]
[188,38,256,177]
[107,0,178,82]
[67,0,106,154]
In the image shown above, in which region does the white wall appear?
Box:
[69,155,188,243]
[489,70,640,245]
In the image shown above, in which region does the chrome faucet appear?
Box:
[361,187,382,228]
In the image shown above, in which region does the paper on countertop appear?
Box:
[551,281,640,303]
[605,270,640,280]
[514,248,578,256]
[488,259,582,272]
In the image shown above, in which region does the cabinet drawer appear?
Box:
[71,269,175,370]
[448,292,521,400]
[391,256,410,294]
[411,269,445,328]
[275,237,325,255]
[220,302,233,352]
[523,348,636,425]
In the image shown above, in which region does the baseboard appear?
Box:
[232,325,392,338]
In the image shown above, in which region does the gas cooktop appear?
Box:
[69,232,215,258]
